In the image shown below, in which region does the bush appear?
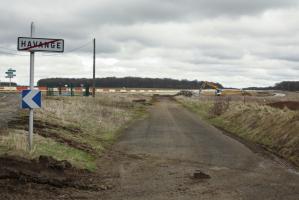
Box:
[209,97,231,116]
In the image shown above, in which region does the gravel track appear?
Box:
[0,95,298,200]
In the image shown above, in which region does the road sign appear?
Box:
[21,89,41,109]
[18,37,64,52]
[17,23,63,150]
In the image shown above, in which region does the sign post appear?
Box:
[18,22,64,150]
[5,68,16,87]
[28,22,35,150]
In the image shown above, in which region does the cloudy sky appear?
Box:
[0,0,299,88]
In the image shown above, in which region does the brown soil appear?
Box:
[0,155,114,199]
[267,101,299,111]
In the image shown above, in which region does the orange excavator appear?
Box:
[199,81,222,96]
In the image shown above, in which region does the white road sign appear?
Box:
[18,37,64,52]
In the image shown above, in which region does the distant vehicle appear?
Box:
[215,88,222,96]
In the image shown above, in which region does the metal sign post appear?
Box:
[28,22,35,150]
[18,22,64,150]
[5,68,16,87]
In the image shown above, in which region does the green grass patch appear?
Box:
[33,136,96,171]
[0,131,96,171]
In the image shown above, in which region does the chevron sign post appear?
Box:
[17,22,63,150]
[21,90,41,109]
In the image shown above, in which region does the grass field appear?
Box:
[0,94,150,170]
[176,95,299,166]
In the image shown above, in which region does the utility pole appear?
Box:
[29,22,35,150]
[92,38,96,97]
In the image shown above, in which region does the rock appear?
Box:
[132,99,147,103]
[192,170,211,179]
[100,184,108,190]
[106,184,113,189]
[38,156,72,170]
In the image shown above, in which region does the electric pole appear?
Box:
[92,38,96,97]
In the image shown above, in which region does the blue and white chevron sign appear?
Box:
[21,89,42,109]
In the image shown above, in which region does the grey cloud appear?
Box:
[78,0,298,25]
[274,55,299,62]
[0,0,298,87]
[180,0,298,16]
[96,40,120,54]
[251,45,299,62]
[202,49,244,60]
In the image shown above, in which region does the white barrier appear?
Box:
[0,87,17,91]
[0,87,200,94]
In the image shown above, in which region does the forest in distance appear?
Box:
[2,77,298,91]
[245,81,299,91]
[37,77,222,89]
[37,77,299,91]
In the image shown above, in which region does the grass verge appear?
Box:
[0,94,150,171]
[176,96,299,166]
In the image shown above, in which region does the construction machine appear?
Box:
[199,81,222,96]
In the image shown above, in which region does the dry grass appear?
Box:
[36,94,149,151]
[0,94,149,170]
[175,96,213,118]
[217,102,299,165]
[176,96,299,166]
[0,130,28,153]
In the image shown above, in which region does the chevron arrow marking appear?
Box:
[22,89,41,109]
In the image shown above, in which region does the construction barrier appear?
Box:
[0,87,198,94]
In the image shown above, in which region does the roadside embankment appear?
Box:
[0,94,149,171]
[175,96,299,167]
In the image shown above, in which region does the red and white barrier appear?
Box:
[0,86,190,94]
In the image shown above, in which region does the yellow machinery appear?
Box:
[199,81,222,96]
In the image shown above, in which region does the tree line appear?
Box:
[37,77,224,89]
[245,81,299,91]
[0,82,17,87]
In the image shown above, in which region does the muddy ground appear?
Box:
[0,94,299,199]
[267,101,299,111]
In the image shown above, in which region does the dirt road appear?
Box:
[0,93,19,131]
[1,96,299,199]
[100,96,299,200]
